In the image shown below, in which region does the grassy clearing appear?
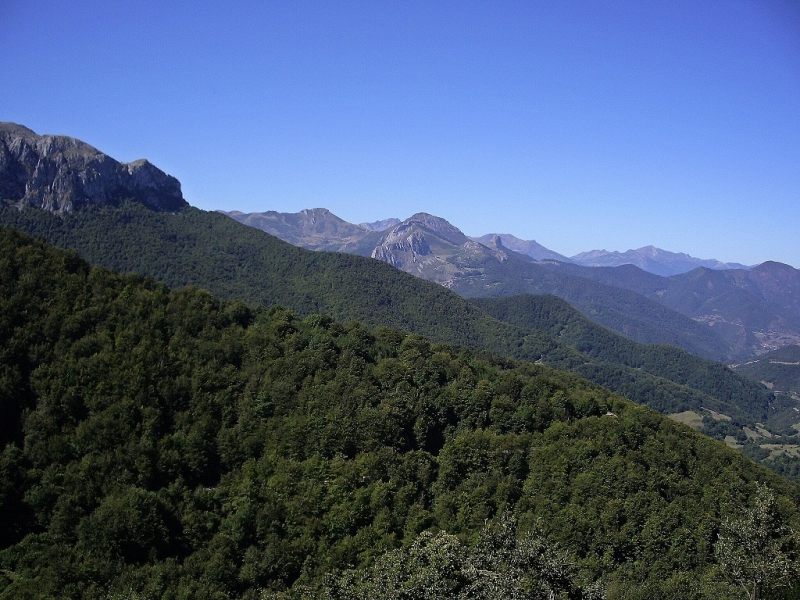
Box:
[668,410,704,430]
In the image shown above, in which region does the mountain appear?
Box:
[539,260,800,357]
[570,245,750,276]
[361,213,737,361]
[226,207,794,359]
[469,233,571,262]
[359,217,400,231]
[1,227,798,597]
[225,208,744,360]
[0,122,185,212]
[220,207,369,252]
[2,125,795,467]
[367,213,527,286]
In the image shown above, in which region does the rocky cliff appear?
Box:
[0,122,186,212]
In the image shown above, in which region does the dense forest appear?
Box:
[0,204,784,448]
[2,228,800,598]
[471,295,775,427]
[0,202,548,356]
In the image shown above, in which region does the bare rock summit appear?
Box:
[0,122,186,212]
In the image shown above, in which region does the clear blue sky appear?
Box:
[2,1,798,267]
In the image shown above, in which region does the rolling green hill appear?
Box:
[1,228,799,598]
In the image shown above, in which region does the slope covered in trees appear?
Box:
[0,202,549,359]
[735,344,800,397]
[1,228,799,598]
[471,294,776,428]
[0,203,793,477]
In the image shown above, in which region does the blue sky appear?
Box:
[2,1,798,267]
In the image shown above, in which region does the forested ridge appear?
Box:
[0,204,780,442]
[471,295,775,427]
[0,202,549,357]
[2,228,800,598]
[734,345,800,396]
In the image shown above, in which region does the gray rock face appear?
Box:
[0,122,186,212]
[371,227,433,267]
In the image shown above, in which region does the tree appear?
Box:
[310,513,604,600]
[715,484,800,599]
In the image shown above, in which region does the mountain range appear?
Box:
[1,122,798,473]
[3,123,800,595]
[569,246,750,275]
[224,207,800,359]
[222,207,751,275]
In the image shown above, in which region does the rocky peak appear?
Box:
[404,213,468,245]
[0,122,186,212]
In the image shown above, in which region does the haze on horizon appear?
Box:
[2,0,798,268]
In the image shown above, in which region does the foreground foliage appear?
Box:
[270,515,604,600]
[715,484,799,599]
[1,229,799,598]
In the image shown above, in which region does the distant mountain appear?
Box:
[539,260,800,357]
[570,245,750,276]
[224,208,740,360]
[470,233,570,262]
[220,207,368,251]
[368,213,529,286]
[0,122,185,212]
[359,217,401,231]
[360,213,743,360]
[224,207,750,276]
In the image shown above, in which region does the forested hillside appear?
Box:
[0,202,548,358]
[735,344,800,397]
[3,202,797,479]
[1,228,800,598]
[471,294,774,427]
[0,207,772,411]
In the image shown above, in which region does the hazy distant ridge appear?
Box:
[570,245,750,276]
[226,206,752,276]
[470,233,571,262]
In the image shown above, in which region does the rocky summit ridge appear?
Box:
[0,122,186,212]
